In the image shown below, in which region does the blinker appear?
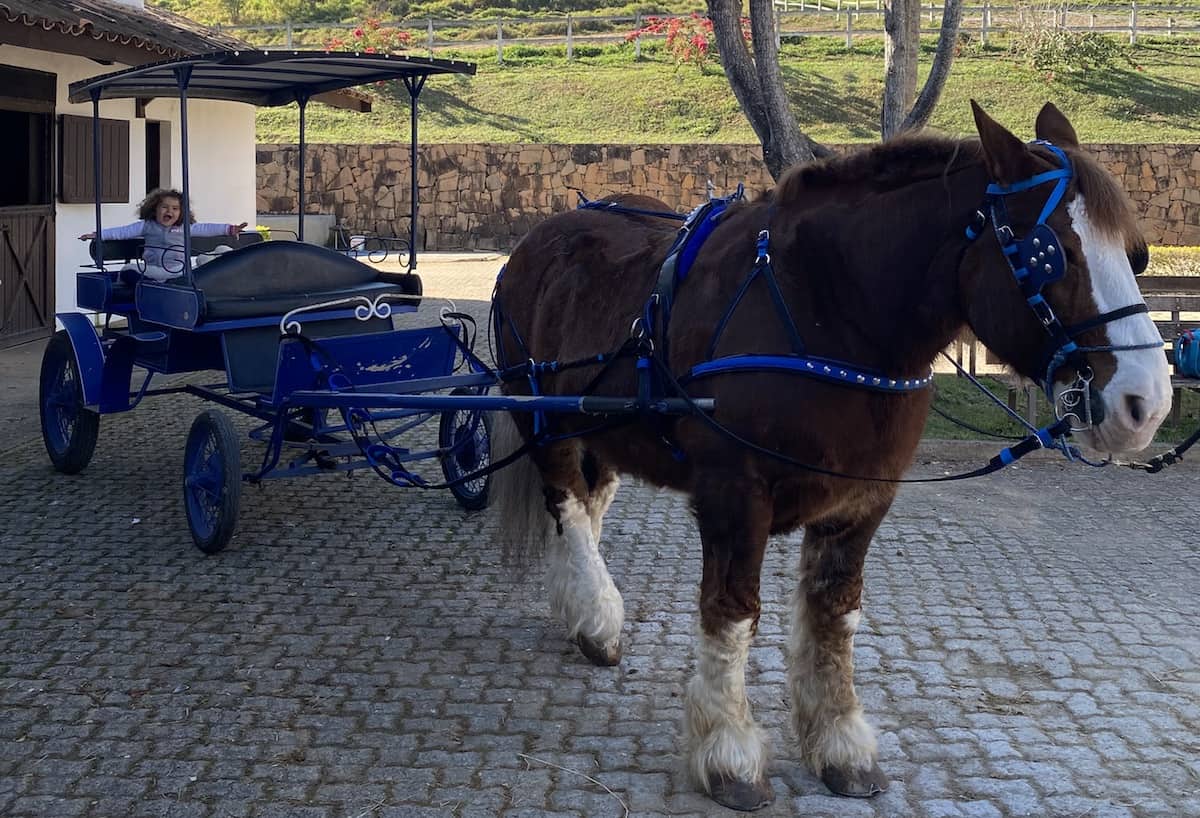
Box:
[1017,223,1065,290]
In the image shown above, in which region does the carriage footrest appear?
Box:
[127,331,169,356]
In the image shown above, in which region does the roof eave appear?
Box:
[312,89,371,113]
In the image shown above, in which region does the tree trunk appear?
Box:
[710,0,960,173]
[708,0,829,180]
[902,0,964,131]
[882,0,920,139]
[708,0,771,149]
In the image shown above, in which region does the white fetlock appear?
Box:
[683,618,768,791]
[545,497,624,648]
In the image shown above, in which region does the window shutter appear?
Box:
[59,114,129,204]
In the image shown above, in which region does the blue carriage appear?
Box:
[40,51,491,552]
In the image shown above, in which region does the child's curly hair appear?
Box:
[136,188,196,224]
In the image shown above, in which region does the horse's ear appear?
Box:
[1034,102,1080,148]
[971,100,1031,184]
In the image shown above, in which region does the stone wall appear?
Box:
[1092,144,1200,245]
[256,142,1200,250]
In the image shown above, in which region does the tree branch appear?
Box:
[707,0,770,147]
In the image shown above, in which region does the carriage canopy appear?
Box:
[67,50,476,107]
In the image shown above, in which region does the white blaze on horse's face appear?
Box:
[1065,196,1172,454]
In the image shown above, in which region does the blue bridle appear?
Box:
[965,140,1161,430]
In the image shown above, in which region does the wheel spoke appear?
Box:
[185,429,228,534]
[45,362,80,446]
[449,414,488,492]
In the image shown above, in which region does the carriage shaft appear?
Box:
[283,391,714,416]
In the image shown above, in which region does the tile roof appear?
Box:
[0,0,246,57]
[0,0,373,108]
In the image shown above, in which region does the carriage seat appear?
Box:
[89,233,266,303]
[170,240,422,320]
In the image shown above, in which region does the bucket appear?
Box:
[1177,329,1200,378]
[349,234,367,253]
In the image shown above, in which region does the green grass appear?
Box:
[256,37,1200,144]
[923,373,1200,445]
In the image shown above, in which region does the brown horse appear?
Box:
[489,103,1171,810]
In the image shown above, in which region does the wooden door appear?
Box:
[0,64,55,348]
[0,206,54,346]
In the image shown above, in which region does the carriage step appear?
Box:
[129,331,169,354]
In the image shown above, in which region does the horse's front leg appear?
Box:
[790,509,891,798]
[684,474,775,812]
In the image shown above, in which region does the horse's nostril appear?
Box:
[1125,394,1146,425]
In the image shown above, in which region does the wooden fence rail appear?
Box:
[215,2,1200,59]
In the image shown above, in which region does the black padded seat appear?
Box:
[89,232,264,265]
[167,241,422,320]
[92,233,268,306]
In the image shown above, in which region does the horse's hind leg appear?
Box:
[581,450,619,544]
[789,509,890,798]
[538,441,625,666]
[684,473,775,811]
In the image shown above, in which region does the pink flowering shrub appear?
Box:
[626,13,749,72]
[326,18,411,55]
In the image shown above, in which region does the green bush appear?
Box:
[1010,28,1136,74]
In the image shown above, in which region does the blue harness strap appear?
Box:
[645,185,746,359]
[674,196,735,282]
[678,223,932,394]
[663,188,745,276]
[628,183,933,395]
[687,355,933,391]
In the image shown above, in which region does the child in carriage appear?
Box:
[79,188,247,285]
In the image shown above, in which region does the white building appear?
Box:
[0,0,365,347]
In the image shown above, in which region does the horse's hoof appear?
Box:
[821,760,888,797]
[575,634,622,666]
[710,773,775,812]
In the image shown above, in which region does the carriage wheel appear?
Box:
[39,330,100,474]
[439,388,492,511]
[183,410,242,554]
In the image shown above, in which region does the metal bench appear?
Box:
[952,277,1200,425]
[1141,276,1200,423]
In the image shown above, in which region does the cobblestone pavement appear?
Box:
[2,264,1199,818]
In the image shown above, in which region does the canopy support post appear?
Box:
[174,64,195,286]
[403,74,426,272]
[90,90,103,271]
[295,91,311,243]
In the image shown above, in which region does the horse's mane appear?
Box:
[768,132,1142,247]
[770,133,977,205]
[1068,147,1143,245]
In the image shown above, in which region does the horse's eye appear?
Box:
[1128,245,1149,276]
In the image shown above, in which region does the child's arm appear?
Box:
[191,221,249,238]
[78,221,146,241]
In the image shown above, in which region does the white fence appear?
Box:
[214,3,1200,59]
